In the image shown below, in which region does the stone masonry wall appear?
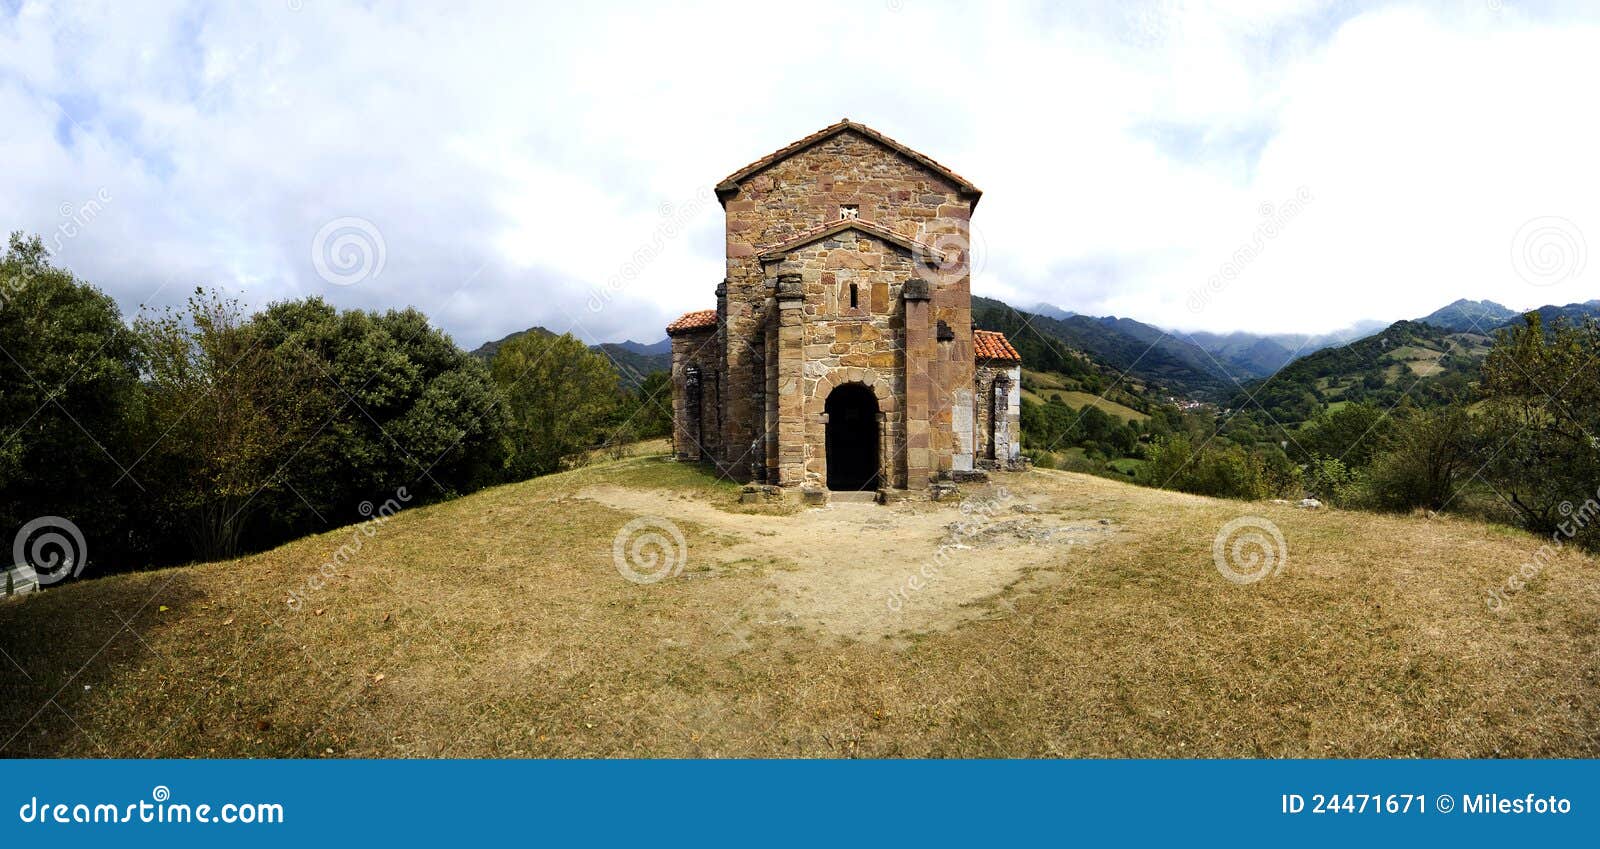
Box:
[720,129,975,484]
[776,231,911,488]
[669,328,719,461]
[974,362,1022,467]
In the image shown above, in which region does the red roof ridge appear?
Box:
[756,218,947,264]
[666,308,717,335]
[716,120,981,207]
[974,329,1022,363]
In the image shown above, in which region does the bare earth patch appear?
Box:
[576,483,1119,642]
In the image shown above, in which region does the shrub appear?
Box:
[1476,314,1600,548]
[133,290,332,559]
[1296,402,1390,467]
[1361,407,1473,512]
[492,332,622,478]
[253,298,509,522]
[1137,436,1286,500]
[1304,455,1361,506]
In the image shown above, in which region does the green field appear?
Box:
[1107,457,1144,476]
[1021,371,1148,423]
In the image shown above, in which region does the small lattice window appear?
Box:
[839,205,859,220]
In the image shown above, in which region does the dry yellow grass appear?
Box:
[1,450,1596,758]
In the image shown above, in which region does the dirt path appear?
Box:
[576,480,1123,642]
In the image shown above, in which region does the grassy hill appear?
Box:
[1237,320,1490,422]
[3,448,1595,757]
[1021,370,1148,422]
[1238,299,1600,423]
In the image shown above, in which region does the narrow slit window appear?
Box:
[849,283,859,309]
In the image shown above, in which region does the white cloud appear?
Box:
[1,0,1597,347]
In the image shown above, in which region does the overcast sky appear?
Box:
[2,0,1596,349]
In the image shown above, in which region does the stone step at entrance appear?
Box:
[828,490,880,504]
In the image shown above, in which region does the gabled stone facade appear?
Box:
[668,120,1022,496]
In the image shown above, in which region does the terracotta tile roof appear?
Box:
[757,218,947,265]
[974,329,1021,363]
[716,119,983,208]
[666,309,717,335]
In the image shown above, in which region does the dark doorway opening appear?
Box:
[825,383,880,491]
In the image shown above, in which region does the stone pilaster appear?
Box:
[993,373,1011,463]
[902,277,932,491]
[775,272,806,486]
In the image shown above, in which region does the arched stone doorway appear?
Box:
[824,382,880,491]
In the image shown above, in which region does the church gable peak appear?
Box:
[716,120,982,207]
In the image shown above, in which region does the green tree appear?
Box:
[252,298,508,528]
[1078,405,1114,446]
[133,290,332,559]
[1477,313,1600,544]
[492,332,621,477]
[1137,434,1196,491]
[1362,406,1474,511]
[615,371,673,441]
[0,233,142,562]
[1137,433,1288,500]
[1297,401,1390,467]
[1304,455,1361,505]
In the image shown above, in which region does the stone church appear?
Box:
[667,120,1022,497]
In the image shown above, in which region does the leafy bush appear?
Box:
[1303,455,1362,506]
[1360,406,1473,512]
[491,331,622,478]
[133,290,331,559]
[0,230,676,573]
[1137,435,1292,500]
[251,297,508,528]
[1476,314,1600,548]
[1258,448,1304,499]
[1295,402,1390,467]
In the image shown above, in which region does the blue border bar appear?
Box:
[2,759,1593,846]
